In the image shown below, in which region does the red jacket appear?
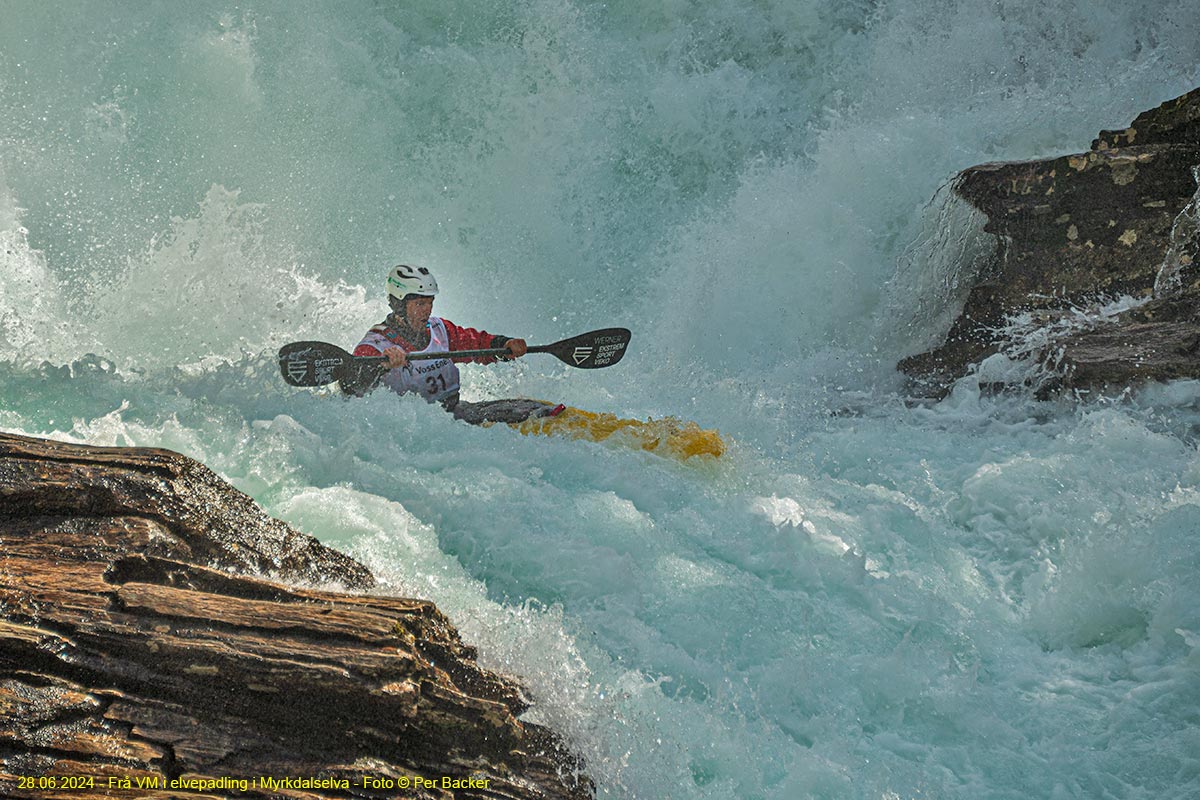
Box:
[353,317,510,364]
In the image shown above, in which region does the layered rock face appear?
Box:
[0,432,592,799]
[900,88,1200,397]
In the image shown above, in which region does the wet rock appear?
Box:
[1053,286,1200,396]
[899,87,1200,398]
[0,432,592,799]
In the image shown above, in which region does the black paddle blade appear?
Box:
[277,341,354,387]
[537,328,631,369]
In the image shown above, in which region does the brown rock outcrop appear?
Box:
[900,87,1200,397]
[0,432,592,799]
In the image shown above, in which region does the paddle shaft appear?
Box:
[349,347,509,368]
[278,327,630,388]
[378,341,596,362]
[408,345,511,362]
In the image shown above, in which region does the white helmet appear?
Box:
[386,264,439,300]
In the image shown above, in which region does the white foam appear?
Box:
[3,3,1200,797]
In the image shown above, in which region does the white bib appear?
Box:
[362,317,461,402]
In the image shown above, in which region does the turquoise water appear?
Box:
[3,3,1200,797]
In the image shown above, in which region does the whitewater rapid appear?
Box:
[3,2,1200,798]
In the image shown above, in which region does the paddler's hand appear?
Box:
[383,346,408,369]
[506,338,527,358]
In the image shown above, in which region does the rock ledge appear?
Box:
[899,87,1200,398]
[0,431,592,799]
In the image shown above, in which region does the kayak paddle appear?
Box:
[278,328,631,388]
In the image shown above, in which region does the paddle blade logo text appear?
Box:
[313,358,341,385]
[591,336,627,367]
[572,347,593,365]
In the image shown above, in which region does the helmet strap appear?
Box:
[388,295,430,339]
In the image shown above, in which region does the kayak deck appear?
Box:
[510,406,725,460]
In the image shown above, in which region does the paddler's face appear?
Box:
[403,296,434,329]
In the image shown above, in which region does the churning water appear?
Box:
[3,2,1200,797]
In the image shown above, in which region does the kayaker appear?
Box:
[345,264,561,424]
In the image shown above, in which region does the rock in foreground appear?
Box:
[0,431,592,799]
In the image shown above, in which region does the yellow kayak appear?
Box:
[511,406,725,460]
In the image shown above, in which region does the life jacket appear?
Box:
[356,316,460,403]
